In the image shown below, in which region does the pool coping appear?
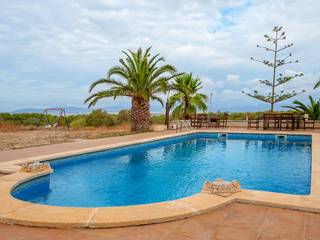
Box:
[0,129,319,228]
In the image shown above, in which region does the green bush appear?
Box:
[70,117,87,129]
[86,109,116,127]
[0,113,11,121]
[117,109,131,123]
[151,114,165,124]
[22,118,40,126]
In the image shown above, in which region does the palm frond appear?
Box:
[89,78,123,93]
[151,95,164,106]
[283,96,320,120]
[85,47,180,110]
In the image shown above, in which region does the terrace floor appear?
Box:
[0,203,319,240]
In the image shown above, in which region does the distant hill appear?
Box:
[11,104,164,115]
[11,106,91,115]
[217,104,267,112]
[10,104,270,115]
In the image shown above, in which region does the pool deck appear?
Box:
[1,202,319,240]
[0,128,319,231]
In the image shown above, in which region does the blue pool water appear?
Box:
[12,133,312,207]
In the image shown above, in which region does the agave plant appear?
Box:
[168,73,207,119]
[85,47,179,131]
[283,96,320,120]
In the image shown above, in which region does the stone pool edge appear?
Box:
[0,130,318,228]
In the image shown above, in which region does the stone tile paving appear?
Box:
[0,203,319,240]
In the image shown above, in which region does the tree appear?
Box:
[283,96,320,120]
[85,47,178,131]
[243,26,305,111]
[86,109,115,127]
[169,73,207,119]
[164,83,178,127]
[314,78,320,89]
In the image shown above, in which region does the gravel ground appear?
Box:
[0,124,132,151]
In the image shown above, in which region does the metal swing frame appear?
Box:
[38,108,70,130]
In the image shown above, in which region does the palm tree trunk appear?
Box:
[131,97,150,131]
[183,96,189,119]
[165,101,170,128]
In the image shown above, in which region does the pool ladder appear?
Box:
[176,120,194,133]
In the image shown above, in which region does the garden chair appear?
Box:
[208,115,220,128]
[220,112,228,128]
[279,113,294,130]
[263,113,280,130]
[302,115,316,130]
[247,116,260,129]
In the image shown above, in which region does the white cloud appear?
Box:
[0,0,319,112]
[225,74,240,84]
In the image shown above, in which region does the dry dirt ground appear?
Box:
[0,124,134,151]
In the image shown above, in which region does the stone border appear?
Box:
[0,130,319,228]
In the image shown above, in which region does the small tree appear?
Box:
[169,73,207,119]
[243,26,305,111]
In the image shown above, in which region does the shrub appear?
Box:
[0,113,11,121]
[117,109,131,123]
[70,117,87,129]
[86,109,116,127]
[104,115,116,127]
[151,114,165,124]
[22,118,40,126]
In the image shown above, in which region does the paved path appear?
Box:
[0,203,318,240]
[0,131,174,163]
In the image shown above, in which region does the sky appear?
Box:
[0,0,319,113]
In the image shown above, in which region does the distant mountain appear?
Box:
[11,108,44,114]
[11,104,164,115]
[216,105,267,112]
[12,106,91,115]
[11,104,269,115]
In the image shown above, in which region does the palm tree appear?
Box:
[169,73,207,119]
[314,78,320,89]
[85,47,178,131]
[283,96,320,120]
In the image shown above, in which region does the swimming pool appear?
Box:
[12,133,312,207]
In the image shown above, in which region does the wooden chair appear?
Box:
[197,114,208,128]
[208,115,220,127]
[279,113,294,130]
[248,118,260,129]
[263,113,280,130]
[303,119,315,130]
[208,115,220,128]
[190,116,200,128]
[190,116,196,127]
[220,112,228,128]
